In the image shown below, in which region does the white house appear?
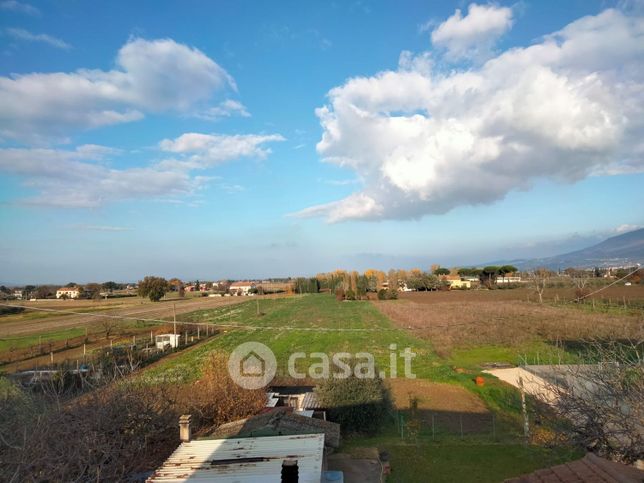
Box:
[229,281,256,296]
[56,287,80,299]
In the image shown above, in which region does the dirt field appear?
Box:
[374,288,644,357]
[0,295,283,337]
[389,378,492,433]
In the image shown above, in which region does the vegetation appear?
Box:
[317,373,393,435]
[137,276,169,302]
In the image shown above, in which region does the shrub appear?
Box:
[377,289,388,300]
[335,288,345,301]
[387,289,398,300]
[345,289,356,300]
[316,374,392,435]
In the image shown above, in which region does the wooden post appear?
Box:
[83,343,86,356]
[197,325,200,339]
[50,351,54,364]
[432,414,435,441]
[150,331,153,343]
[519,376,529,445]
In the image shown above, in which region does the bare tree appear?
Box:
[529,268,551,303]
[530,339,644,463]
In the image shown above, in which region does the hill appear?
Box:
[492,228,644,270]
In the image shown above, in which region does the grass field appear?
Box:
[140,293,591,481]
[144,295,442,382]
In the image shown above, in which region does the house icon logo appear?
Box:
[228,342,277,389]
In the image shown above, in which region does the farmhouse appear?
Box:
[229,281,256,295]
[56,287,80,299]
[441,275,471,289]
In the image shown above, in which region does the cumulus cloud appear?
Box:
[430,3,513,61]
[0,38,235,143]
[5,27,71,49]
[158,132,285,169]
[0,0,39,16]
[296,8,644,222]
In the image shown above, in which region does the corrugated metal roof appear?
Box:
[302,391,321,409]
[148,433,324,482]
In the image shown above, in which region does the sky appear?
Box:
[1,0,643,284]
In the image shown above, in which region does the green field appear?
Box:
[0,327,86,353]
[141,294,581,482]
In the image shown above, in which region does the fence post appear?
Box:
[432,414,435,441]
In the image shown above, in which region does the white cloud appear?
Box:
[0,130,285,207]
[5,27,71,49]
[430,3,513,61]
[0,38,235,143]
[196,99,251,120]
[0,0,39,16]
[0,145,201,208]
[615,224,642,234]
[158,132,285,169]
[297,8,644,223]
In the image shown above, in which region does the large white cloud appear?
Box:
[297,8,644,223]
[0,38,235,143]
[430,3,513,61]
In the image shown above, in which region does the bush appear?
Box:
[335,288,345,301]
[377,289,388,300]
[387,289,398,300]
[345,289,356,301]
[316,374,392,435]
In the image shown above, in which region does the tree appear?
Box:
[85,283,102,300]
[433,267,450,276]
[531,340,643,464]
[499,265,518,283]
[529,268,551,303]
[65,282,77,288]
[316,372,392,435]
[480,266,500,288]
[137,276,169,302]
[101,281,120,292]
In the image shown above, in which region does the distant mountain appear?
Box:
[489,228,644,270]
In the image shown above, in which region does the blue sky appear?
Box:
[1,0,643,284]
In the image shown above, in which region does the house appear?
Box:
[497,276,522,284]
[56,287,80,299]
[229,281,256,296]
[441,275,471,289]
[148,432,326,482]
[12,289,23,300]
[505,453,644,482]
